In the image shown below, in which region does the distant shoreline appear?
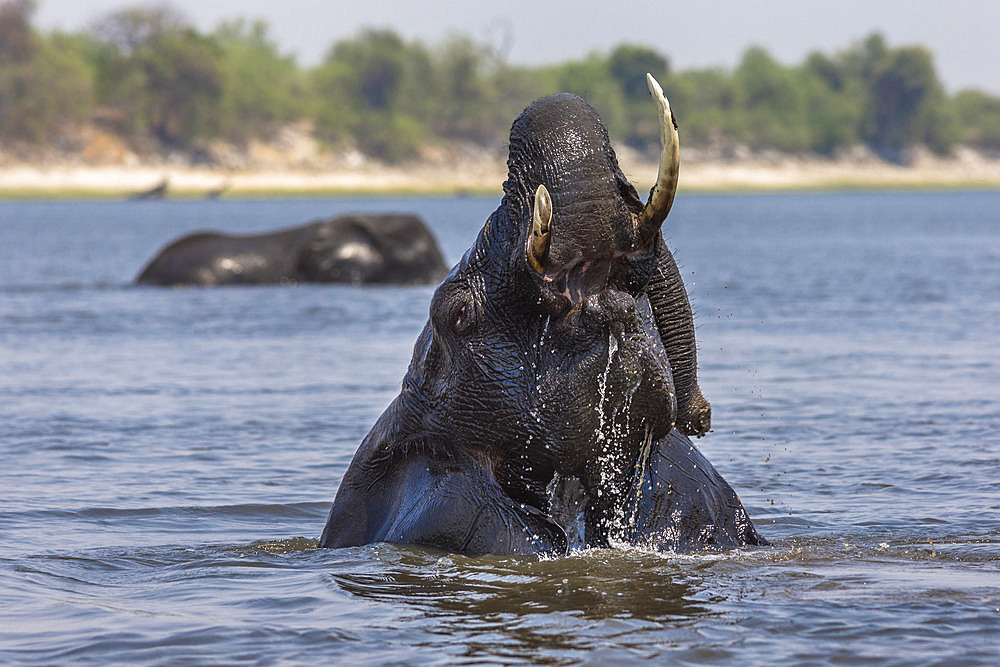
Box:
[2,148,999,200]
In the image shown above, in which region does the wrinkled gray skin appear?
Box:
[320,93,764,555]
[136,214,447,286]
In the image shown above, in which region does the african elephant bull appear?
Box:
[320,76,765,555]
[136,213,448,286]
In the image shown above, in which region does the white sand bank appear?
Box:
[2,147,999,198]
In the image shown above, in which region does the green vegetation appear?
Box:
[2,0,998,164]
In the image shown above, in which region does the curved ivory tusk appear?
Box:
[528,184,552,274]
[639,73,680,244]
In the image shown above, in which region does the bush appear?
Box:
[0,27,94,141]
[213,19,304,142]
[858,45,952,160]
[951,90,1000,150]
[1,5,997,162]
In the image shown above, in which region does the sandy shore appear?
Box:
[2,147,999,198]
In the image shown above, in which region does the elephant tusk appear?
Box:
[638,73,680,244]
[528,184,552,274]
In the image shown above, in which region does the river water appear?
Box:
[1,192,998,663]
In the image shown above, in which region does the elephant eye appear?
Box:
[451,300,475,335]
[430,279,475,337]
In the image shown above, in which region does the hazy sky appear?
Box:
[34,0,1000,94]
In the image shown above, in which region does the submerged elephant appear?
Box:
[136,213,448,286]
[320,76,765,555]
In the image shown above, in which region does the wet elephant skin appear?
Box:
[320,83,765,555]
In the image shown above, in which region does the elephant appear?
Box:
[319,75,765,556]
[136,213,448,286]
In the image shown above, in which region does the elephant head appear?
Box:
[319,76,756,555]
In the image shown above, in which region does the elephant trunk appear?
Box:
[647,236,711,437]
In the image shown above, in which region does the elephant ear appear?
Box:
[646,233,711,437]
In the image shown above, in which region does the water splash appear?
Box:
[623,424,655,533]
[594,332,619,447]
[587,330,668,544]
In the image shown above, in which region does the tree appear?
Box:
[89,5,223,146]
[312,29,432,161]
[951,90,1000,150]
[608,44,669,101]
[665,67,734,146]
[89,2,186,53]
[0,10,979,162]
[0,1,94,142]
[0,0,36,64]
[732,46,810,151]
[799,52,860,154]
[141,31,223,145]
[430,35,499,143]
[842,33,889,88]
[213,19,303,142]
[804,51,844,92]
[325,29,414,111]
[859,46,947,160]
[605,43,670,151]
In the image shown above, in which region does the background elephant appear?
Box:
[136,213,448,286]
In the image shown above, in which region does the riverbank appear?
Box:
[2,145,999,199]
